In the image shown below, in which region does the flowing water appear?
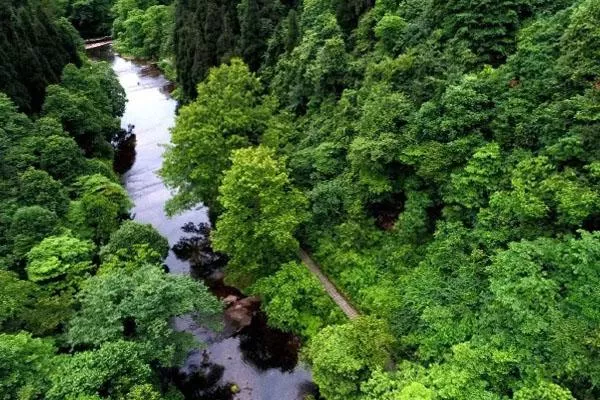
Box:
[96,48,315,400]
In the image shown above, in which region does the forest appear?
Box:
[1,0,600,399]
[162,0,600,399]
[0,2,221,399]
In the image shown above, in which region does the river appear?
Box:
[97,49,316,400]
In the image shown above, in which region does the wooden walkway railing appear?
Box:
[85,40,113,50]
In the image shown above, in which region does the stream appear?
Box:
[93,47,316,400]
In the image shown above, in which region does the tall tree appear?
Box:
[212,146,308,287]
[161,59,275,218]
[237,0,283,71]
[174,0,240,101]
[307,317,394,400]
[0,0,81,113]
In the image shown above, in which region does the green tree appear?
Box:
[0,270,38,332]
[26,233,95,292]
[428,0,532,65]
[126,384,163,400]
[483,232,600,393]
[68,0,115,38]
[161,59,275,218]
[374,14,408,55]
[557,0,600,85]
[271,8,347,112]
[0,0,81,113]
[237,0,283,71]
[251,261,344,337]
[100,220,169,261]
[68,174,133,244]
[47,341,153,400]
[307,316,394,400]
[174,0,241,101]
[38,135,87,183]
[0,332,56,400]
[42,62,125,156]
[10,206,60,263]
[212,146,308,287]
[513,381,575,400]
[348,84,414,199]
[114,4,175,60]
[67,264,221,364]
[17,168,70,216]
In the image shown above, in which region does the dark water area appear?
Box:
[92,47,317,400]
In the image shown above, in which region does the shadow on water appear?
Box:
[172,223,319,399]
[159,363,234,400]
[112,124,137,174]
[237,312,301,372]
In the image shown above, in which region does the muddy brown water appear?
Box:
[91,47,316,400]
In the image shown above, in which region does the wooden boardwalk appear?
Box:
[299,249,360,319]
[85,40,112,50]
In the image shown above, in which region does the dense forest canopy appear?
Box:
[0,0,81,113]
[162,0,600,399]
[2,0,600,399]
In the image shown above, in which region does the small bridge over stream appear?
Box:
[84,37,113,50]
[299,249,360,319]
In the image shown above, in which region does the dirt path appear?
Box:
[299,249,360,319]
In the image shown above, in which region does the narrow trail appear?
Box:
[299,249,360,319]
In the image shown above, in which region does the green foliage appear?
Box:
[348,83,414,198]
[65,0,116,38]
[2,0,593,397]
[374,14,407,55]
[42,62,125,156]
[157,0,599,397]
[484,233,600,386]
[513,381,575,400]
[161,59,275,217]
[113,2,175,60]
[0,0,81,113]
[307,317,394,400]
[237,0,284,71]
[68,264,222,364]
[174,0,289,101]
[26,233,95,292]
[271,10,347,112]
[100,220,169,260]
[0,333,56,400]
[251,262,344,337]
[174,0,242,101]
[360,367,435,400]
[558,0,600,85]
[0,270,38,332]
[10,206,60,263]
[38,135,87,182]
[17,168,70,216]
[427,0,532,65]
[47,340,153,399]
[69,174,133,244]
[126,384,163,400]
[0,14,215,400]
[212,146,308,287]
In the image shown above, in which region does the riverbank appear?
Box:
[105,49,317,400]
